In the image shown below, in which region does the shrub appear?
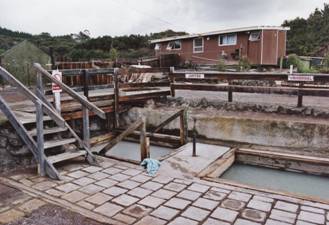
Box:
[287,54,317,73]
[216,59,226,71]
[238,57,251,71]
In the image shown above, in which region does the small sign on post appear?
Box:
[51,70,62,113]
[288,75,314,82]
[185,73,205,79]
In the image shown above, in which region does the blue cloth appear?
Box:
[140,158,161,176]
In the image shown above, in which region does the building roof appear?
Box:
[150,26,290,43]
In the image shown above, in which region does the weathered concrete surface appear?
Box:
[158,143,231,179]
[123,107,329,154]
[2,157,329,225]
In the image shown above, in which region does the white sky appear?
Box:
[0,0,328,37]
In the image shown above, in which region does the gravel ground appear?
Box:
[176,90,329,110]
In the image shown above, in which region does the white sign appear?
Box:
[288,75,314,82]
[51,70,62,93]
[185,73,205,79]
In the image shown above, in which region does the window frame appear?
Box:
[218,33,237,46]
[154,43,161,50]
[249,31,261,42]
[166,40,182,50]
[193,37,204,53]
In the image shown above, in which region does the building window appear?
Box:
[154,43,161,50]
[219,33,237,46]
[249,31,261,41]
[166,40,181,50]
[193,37,204,53]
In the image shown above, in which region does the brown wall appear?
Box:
[155,30,287,66]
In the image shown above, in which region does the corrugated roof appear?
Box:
[150,26,290,43]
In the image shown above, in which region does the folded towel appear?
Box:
[140,158,161,176]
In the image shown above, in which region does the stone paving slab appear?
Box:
[1,157,329,225]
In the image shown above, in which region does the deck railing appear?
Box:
[170,68,329,107]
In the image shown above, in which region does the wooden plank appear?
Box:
[28,127,68,136]
[172,83,329,97]
[34,63,106,119]
[119,82,170,88]
[96,119,143,155]
[48,150,86,164]
[82,106,90,148]
[0,66,65,127]
[152,109,184,133]
[44,138,76,149]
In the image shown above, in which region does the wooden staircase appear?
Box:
[0,64,107,180]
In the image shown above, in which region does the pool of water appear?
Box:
[105,141,173,161]
[221,163,329,200]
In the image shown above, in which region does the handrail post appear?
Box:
[113,68,119,129]
[228,80,233,102]
[297,83,303,108]
[140,117,149,161]
[36,100,45,176]
[82,69,90,149]
[180,108,188,145]
[170,67,175,97]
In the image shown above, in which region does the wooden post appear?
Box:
[279,57,284,72]
[82,69,90,148]
[140,117,148,161]
[83,69,89,98]
[179,108,188,145]
[170,67,175,97]
[113,68,119,129]
[228,80,233,102]
[297,83,303,108]
[36,100,45,176]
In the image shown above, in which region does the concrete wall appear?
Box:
[123,107,329,153]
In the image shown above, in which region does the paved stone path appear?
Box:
[1,157,329,225]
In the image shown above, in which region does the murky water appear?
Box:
[221,163,329,200]
[105,141,173,161]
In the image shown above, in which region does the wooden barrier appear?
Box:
[170,69,329,107]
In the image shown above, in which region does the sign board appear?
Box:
[51,70,62,93]
[185,73,205,79]
[288,75,314,82]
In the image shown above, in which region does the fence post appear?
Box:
[297,83,303,108]
[113,68,119,129]
[170,67,175,97]
[180,108,188,145]
[228,80,233,102]
[36,100,45,176]
[140,117,149,161]
[82,69,90,148]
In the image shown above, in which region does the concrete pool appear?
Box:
[105,141,173,161]
[221,163,329,200]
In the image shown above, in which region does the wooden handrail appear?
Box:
[0,66,65,127]
[170,70,329,82]
[152,109,185,133]
[34,63,106,119]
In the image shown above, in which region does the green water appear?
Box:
[105,141,173,161]
[221,163,329,200]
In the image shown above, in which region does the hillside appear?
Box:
[0,28,187,61]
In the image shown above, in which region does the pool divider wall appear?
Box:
[236,148,329,177]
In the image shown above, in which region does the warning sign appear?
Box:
[288,75,314,82]
[52,70,62,93]
[185,73,205,79]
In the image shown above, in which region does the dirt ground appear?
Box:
[6,204,108,225]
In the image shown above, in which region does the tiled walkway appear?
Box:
[1,157,329,225]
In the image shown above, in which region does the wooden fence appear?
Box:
[169,69,329,107]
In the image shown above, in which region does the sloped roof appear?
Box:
[150,26,290,43]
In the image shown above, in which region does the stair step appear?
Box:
[28,127,68,136]
[48,150,86,164]
[44,138,76,149]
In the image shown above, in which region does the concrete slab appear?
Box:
[158,143,231,179]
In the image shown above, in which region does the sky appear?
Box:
[0,0,328,37]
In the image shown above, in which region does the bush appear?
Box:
[238,57,251,71]
[216,59,226,71]
[287,54,317,73]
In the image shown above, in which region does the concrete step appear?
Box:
[48,150,86,164]
[28,127,68,136]
[44,138,76,149]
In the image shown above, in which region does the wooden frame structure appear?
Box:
[170,68,329,107]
